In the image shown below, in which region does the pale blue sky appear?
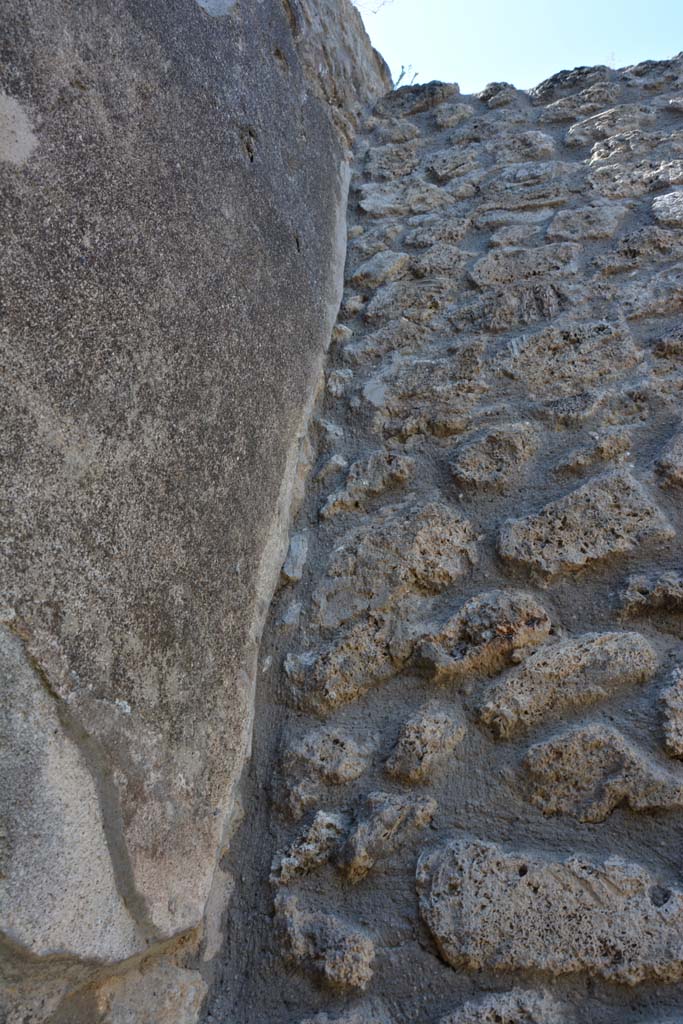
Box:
[354,0,683,94]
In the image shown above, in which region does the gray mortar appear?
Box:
[206,56,683,1024]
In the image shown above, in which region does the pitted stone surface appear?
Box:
[536,80,621,121]
[469,243,581,287]
[367,344,488,439]
[417,590,552,685]
[547,201,627,239]
[554,427,632,475]
[439,991,566,1024]
[498,321,641,395]
[566,103,657,146]
[280,726,375,818]
[657,430,683,487]
[417,838,683,983]
[350,251,411,288]
[337,791,436,882]
[622,570,683,616]
[384,702,466,783]
[450,281,569,334]
[479,632,657,737]
[284,621,398,715]
[662,668,683,759]
[210,54,683,1024]
[272,812,346,885]
[365,143,421,182]
[524,723,683,821]
[313,502,478,628]
[498,471,674,578]
[449,423,541,492]
[320,450,415,518]
[275,894,375,990]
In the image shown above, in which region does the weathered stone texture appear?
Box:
[0,625,143,964]
[439,991,565,1024]
[0,0,388,1020]
[384,701,466,783]
[95,964,208,1024]
[214,50,683,1024]
[622,570,683,616]
[498,471,674,579]
[480,631,657,737]
[657,430,683,487]
[320,449,415,518]
[337,790,436,882]
[417,590,552,685]
[449,423,540,492]
[312,501,478,628]
[524,723,683,821]
[662,668,683,758]
[8,19,683,1024]
[280,725,375,819]
[271,812,346,885]
[417,838,683,983]
[275,894,375,991]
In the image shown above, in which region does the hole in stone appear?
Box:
[240,127,257,163]
[518,864,528,877]
[650,885,672,907]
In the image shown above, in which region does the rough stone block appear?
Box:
[280,725,375,817]
[524,723,683,821]
[320,450,415,518]
[385,701,466,783]
[499,321,641,396]
[657,431,683,487]
[276,894,375,990]
[439,990,566,1024]
[662,668,683,758]
[0,626,143,964]
[479,631,657,737]
[469,244,580,287]
[417,590,552,685]
[653,192,683,226]
[313,502,478,629]
[271,812,346,885]
[96,964,207,1024]
[417,838,683,983]
[449,423,540,492]
[337,791,436,882]
[622,570,683,616]
[498,471,674,579]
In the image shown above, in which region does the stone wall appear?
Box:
[5,4,683,1021]
[212,55,683,1024]
[0,2,389,1021]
